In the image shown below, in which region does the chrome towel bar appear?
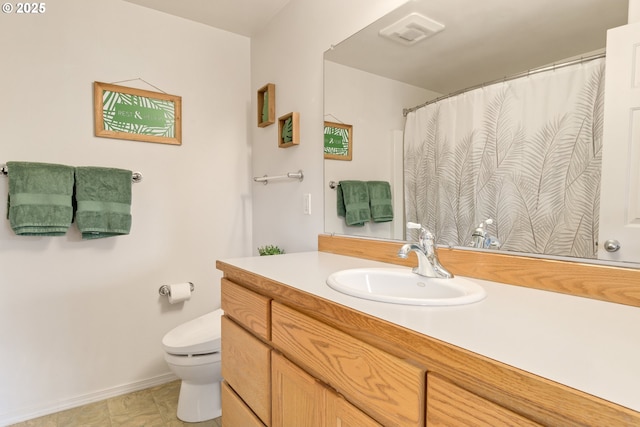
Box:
[1,164,143,182]
[253,170,303,185]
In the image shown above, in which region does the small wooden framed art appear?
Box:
[93,82,182,145]
[278,112,300,148]
[324,121,352,160]
[257,83,276,127]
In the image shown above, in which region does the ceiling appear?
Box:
[123,0,629,95]
[325,0,628,94]
[123,0,292,37]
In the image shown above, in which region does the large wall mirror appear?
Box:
[324,0,637,265]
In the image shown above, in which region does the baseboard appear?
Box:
[0,372,178,426]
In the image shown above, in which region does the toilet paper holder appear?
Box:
[159,282,195,297]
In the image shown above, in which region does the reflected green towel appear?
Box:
[6,161,75,236]
[367,181,393,222]
[337,180,370,226]
[75,167,132,240]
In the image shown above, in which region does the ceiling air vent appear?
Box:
[379,13,445,46]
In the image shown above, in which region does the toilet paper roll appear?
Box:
[167,282,192,304]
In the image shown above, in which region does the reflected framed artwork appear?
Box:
[324,121,352,160]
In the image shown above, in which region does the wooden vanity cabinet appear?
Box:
[218,260,640,427]
[220,275,414,427]
[222,286,539,427]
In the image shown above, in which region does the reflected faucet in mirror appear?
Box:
[470,219,501,250]
[398,222,453,279]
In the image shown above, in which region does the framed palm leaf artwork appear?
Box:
[257,83,275,127]
[278,112,300,148]
[324,121,352,160]
[93,82,182,145]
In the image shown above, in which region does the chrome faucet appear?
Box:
[470,218,501,249]
[398,222,453,279]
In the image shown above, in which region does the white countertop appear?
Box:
[219,251,640,413]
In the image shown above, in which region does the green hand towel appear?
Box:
[336,185,346,218]
[6,161,75,236]
[367,181,394,222]
[337,180,370,226]
[75,167,132,240]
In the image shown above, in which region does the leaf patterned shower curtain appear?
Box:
[404,58,604,258]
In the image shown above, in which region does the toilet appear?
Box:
[162,308,224,422]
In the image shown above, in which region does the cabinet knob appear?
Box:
[603,239,621,252]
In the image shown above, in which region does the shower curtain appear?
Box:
[404,58,605,258]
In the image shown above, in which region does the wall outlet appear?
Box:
[303,193,311,215]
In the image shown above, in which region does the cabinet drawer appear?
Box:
[426,373,542,427]
[271,302,425,427]
[221,316,271,425]
[221,278,271,340]
[222,381,266,427]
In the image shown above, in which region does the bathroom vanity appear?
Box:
[217,235,640,426]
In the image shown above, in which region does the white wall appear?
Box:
[0,0,251,424]
[630,0,640,23]
[250,0,407,253]
[323,61,437,239]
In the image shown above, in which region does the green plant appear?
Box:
[258,245,285,256]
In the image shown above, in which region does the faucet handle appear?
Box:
[478,218,494,228]
[407,222,432,237]
[406,222,435,250]
[407,222,432,235]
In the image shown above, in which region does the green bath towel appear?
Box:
[75,167,132,239]
[6,161,75,236]
[337,180,370,226]
[367,181,393,222]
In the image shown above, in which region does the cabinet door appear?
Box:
[272,301,424,427]
[272,352,324,427]
[325,388,383,427]
[221,381,266,427]
[221,316,271,426]
[426,373,542,427]
[272,351,383,427]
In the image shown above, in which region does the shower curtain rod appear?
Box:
[402,52,606,117]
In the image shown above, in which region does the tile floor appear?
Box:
[10,380,222,427]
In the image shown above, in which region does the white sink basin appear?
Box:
[326,268,486,306]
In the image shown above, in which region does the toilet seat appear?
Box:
[162,309,223,356]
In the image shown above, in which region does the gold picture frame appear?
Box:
[278,112,300,148]
[257,83,276,127]
[94,82,182,145]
